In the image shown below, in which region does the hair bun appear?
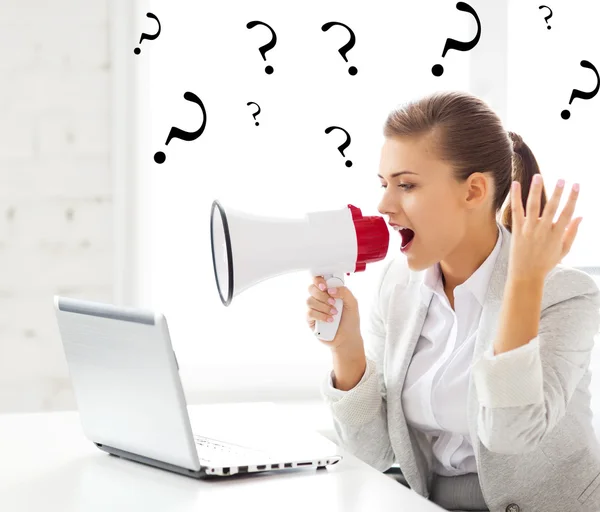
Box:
[508,131,524,152]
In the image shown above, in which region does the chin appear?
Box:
[405,257,422,271]
[406,253,436,272]
[408,261,428,272]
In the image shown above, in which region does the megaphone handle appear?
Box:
[314,272,345,342]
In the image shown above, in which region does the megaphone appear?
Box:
[210,200,389,341]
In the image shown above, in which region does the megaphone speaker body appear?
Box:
[210,200,389,341]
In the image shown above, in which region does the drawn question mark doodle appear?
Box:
[561,60,599,120]
[432,2,481,77]
[134,12,161,55]
[154,92,207,164]
[247,102,261,126]
[321,22,357,76]
[539,5,553,29]
[325,126,352,168]
[246,21,277,74]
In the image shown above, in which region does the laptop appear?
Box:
[53,295,342,478]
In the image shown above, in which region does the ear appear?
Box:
[465,172,490,209]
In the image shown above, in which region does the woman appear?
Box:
[310,91,600,511]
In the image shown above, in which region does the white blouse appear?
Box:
[324,221,537,476]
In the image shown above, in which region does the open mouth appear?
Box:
[399,228,415,249]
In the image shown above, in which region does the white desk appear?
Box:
[0,401,444,512]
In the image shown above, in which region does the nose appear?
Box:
[377,192,396,218]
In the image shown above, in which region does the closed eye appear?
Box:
[380,184,414,190]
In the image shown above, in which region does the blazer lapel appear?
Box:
[385,274,436,496]
[467,223,512,467]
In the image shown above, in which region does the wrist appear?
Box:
[331,338,365,360]
[331,349,367,391]
[507,272,545,288]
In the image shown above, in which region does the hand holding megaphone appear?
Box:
[307,274,362,350]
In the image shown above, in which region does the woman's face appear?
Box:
[377,136,490,272]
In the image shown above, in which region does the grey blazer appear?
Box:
[321,222,600,511]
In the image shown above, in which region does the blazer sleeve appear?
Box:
[320,257,396,472]
[471,269,600,455]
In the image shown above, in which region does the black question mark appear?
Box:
[246,21,277,74]
[539,5,553,30]
[561,60,599,120]
[325,126,352,168]
[321,22,357,76]
[134,13,161,55]
[432,2,481,77]
[247,102,261,126]
[154,92,207,164]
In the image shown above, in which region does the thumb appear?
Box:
[561,216,582,258]
[329,285,356,306]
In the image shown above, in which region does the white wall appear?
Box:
[1,0,599,421]
[137,0,507,404]
[0,0,112,412]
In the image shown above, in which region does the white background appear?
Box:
[128,0,600,402]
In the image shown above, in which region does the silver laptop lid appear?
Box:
[53,296,200,471]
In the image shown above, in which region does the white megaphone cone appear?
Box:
[210,200,389,341]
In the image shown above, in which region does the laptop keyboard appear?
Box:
[193,434,276,464]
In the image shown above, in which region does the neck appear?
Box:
[440,219,499,291]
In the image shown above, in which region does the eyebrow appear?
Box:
[377,171,419,179]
